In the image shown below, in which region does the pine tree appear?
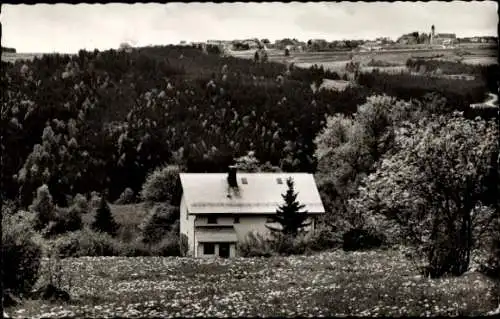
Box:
[266,177,310,237]
[92,195,118,236]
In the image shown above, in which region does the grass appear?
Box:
[6,248,499,318]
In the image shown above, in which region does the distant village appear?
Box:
[180,25,497,55]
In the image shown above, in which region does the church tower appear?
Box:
[431,25,435,44]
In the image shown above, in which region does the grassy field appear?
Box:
[6,248,499,318]
[229,46,497,75]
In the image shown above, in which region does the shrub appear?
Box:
[342,227,385,251]
[71,193,89,213]
[2,210,42,297]
[29,184,56,231]
[140,165,181,204]
[53,228,122,258]
[139,203,180,244]
[306,225,343,251]
[115,187,135,204]
[272,233,309,255]
[153,235,181,256]
[44,206,83,237]
[238,232,274,257]
[179,233,189,256]
[89,191,102,209]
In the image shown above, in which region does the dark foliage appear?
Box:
[342,228,384,251]
[2,45,368,206]
[266,177,310,236]
[92,196,118,236]
[2,212,42,297]
[357,70,493,118]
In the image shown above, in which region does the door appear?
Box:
[219,243,230,258]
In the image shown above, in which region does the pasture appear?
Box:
[6,248,499,318]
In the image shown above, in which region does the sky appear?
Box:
[2,1,498,53]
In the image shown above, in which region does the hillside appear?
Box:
[2,46,369,205]
[2,45,495,206]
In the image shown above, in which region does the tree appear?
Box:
[140,164,181,204]
[234,151,281,172]
[314,96,406,230]
[266,177,310,236]
[92,195,118,237]
[29,184,56,231]
[139,204,179,244]
[351,113,498,277]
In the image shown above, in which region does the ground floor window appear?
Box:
[203,243,215,254]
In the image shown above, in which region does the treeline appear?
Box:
[2,46,17,53]
[406,58,499,92]
[358,69,495,117]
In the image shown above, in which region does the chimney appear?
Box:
[227,165,238,188]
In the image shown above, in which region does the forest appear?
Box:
[2,45,497,207]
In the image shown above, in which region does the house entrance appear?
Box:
[219,243,230,258]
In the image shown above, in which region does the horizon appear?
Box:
[2,2,498,54]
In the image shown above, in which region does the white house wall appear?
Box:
[179,195,196,257]
[194,215,317,242]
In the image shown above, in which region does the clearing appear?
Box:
[7,248,499,318]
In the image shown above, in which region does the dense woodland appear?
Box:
[2,45,369,206]
[2,45,497,207]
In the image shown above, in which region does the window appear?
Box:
[241,177,248,184]
[203,243,215,255]
[234,216,240,224]
[207,216,217,224]
[276,178,283,184]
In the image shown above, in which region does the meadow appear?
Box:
[229,46,497,74]
[7,248,500,318]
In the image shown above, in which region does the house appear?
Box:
[432,33,457,45]
[179,168,325,258]
[358,41,383,52]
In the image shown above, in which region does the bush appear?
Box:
[71,193,89,213]
[342,227,385,251]
[115,187,135,204]
[140,165,181,204]
[89,191,102,209]
[43,206,83,237]
[2,211,42,297]
[139,203,180,244]
[29,184,56,231]
[272,233,309,255]
[53,228,122,258]
[179,233,189,256]
[153,235,181,256]
[238,232,274,257]
[305,226,343,251]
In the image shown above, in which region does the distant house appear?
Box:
[358,41,383,52]
[179,168,325,258]
[432,33,457,45]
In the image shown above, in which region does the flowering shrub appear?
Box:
[2,210,42,296]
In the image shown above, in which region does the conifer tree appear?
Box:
[266,177,310,236]
[92,194,118,236]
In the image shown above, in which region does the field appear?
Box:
[228,46,497,74]
[6,249,499,318]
